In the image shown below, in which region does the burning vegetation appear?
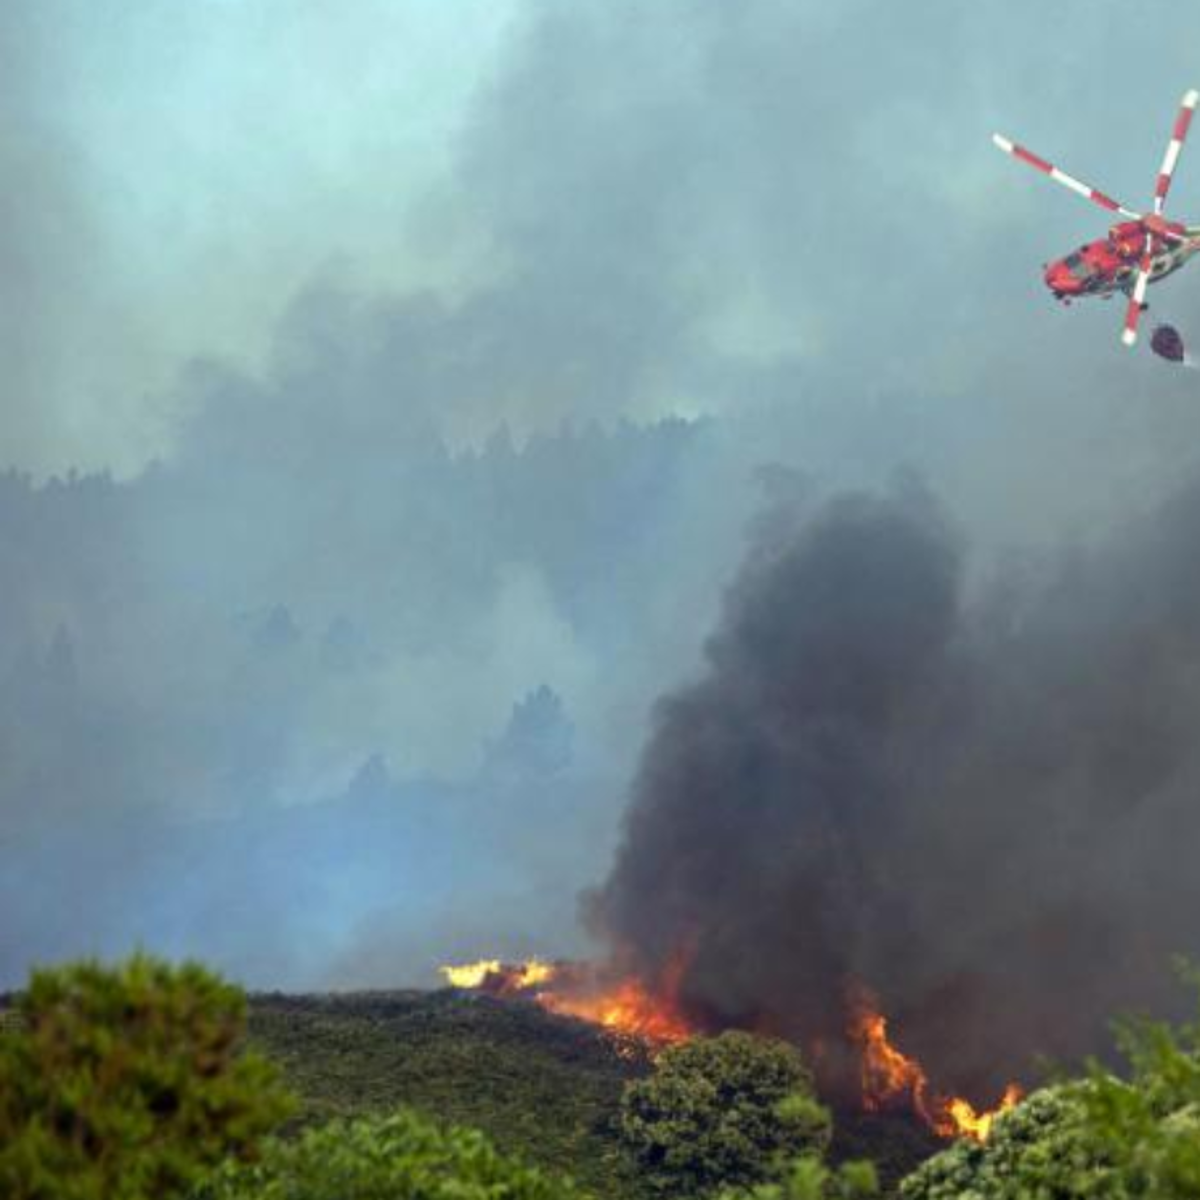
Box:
[445,472,1200,1164]
[441,958,1020,1142]
[439,957,694,1047]
[850,995,1022,1142]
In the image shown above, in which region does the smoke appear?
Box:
[10,0,1200,1012]
[0,5,114,472]
[0,409,710,988]
[589,471,1200,1099]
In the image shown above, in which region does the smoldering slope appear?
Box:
[589,471,1200,1101]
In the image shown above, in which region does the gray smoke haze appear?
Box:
[0,409,714,986]
[591,472,1200,1099]
[5,0,1200,1069]
[0,7,111,470]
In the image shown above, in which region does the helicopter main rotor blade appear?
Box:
[1153,89,1199,216]
[1121,235,1154,347]
[992,133,1142,220]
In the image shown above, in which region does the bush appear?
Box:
[1075,992,1200,1200]
[722,1156,877,1200]
[193,1107,588,1200]
[719,1097,878,1200]
[900,984,1200,1200]
[0,954,293,1200]
[898,1083,1113,1200]
[619,1031,827,1196]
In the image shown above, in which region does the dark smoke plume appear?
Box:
[589,472,1200,1102]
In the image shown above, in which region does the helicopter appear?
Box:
[992,89,1199,346]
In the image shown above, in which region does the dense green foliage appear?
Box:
[1074,998,1200,1199]
[0,955,292,1200]
[619,1031,827,1196]
[725,1154,877,1200]
[899,1084,1106,1200]
[901,985,1200,1200]
[248,990,647,1196]
[50,961,1200,1200]
[193,1107,586,1200]
[719,1097,878,1200]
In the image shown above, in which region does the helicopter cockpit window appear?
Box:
[1064,252,1091,279]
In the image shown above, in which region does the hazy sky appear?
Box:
[6,0,1200,480]
[7,0,1200,997]
[2,0,517,473]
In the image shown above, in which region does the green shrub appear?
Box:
[719,1097,877,1200]
[193,1107,588,1199]
[898,1083,1113,1200]
[619,1031,827,1196]
[721,1156,877,1200]
[1075,993,1200,1200]
[900,986,1200,1200]
[0,954,293,1200]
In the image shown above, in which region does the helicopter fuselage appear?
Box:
[1045,220,1200,301]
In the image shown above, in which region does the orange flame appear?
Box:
[520,959,557,988]
[940,1085,1023,1142]
[855,1008,934,1116]
[850,999,1021,1142]
[440,958,558,994]
[538,946,694,1044]
[537,974,693,1043]
[439,953,693,1045]
[443,959,1017,1141]
[440,959,504,989]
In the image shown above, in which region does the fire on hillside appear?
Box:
[440,958,1021,1143]
[439,955,694,1045]
[850,994,1022,1142]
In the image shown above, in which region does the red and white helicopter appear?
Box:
[993,89,1200,346]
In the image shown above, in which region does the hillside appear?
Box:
[247,988,939,1196]
[248,988,652,1196]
